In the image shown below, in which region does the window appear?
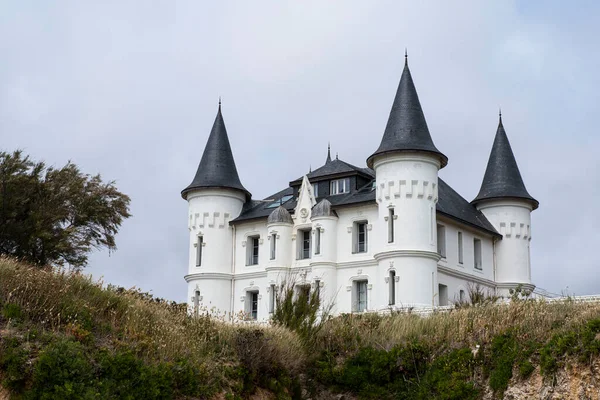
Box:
[297,229,311,259]
[330,178,351,195]
[458,231,463,264]
[355,280,368,312]
[438,284,448,306]
[312,183,319,198]
[298,284,310,300]
[459,289,466,303]
[354,221,368,253]
[474,238,482,270]
[315,228,321,255]
[430,206,435,244]
[270,233,277,260]
[389,271,396,305]
[388,208,395,243]
[247,291,259,320]
[437,225,446,258]
[193,290,201,316]
[196,236,203,267]
[246,236,259,265]
[269,284,276,313]
[314,280,321,300]
[265,194,294,208]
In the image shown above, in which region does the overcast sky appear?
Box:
[1,1,599,301]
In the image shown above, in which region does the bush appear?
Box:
[418,348,479,400]
[30,338,97,399]
[487,333,518,395]
[2,303,23,321]
[0,337,30,392]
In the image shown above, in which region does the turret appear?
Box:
[367,54,447,308]
[310,199,338,311]
[472,114,538,296]
[183,102,250,316]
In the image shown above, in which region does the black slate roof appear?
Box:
[367,57,447,169]
[290,158,373,185]
[231,175,499,236]
[472,116,538,209]
[181,104,251,199]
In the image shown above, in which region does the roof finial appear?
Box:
[498,107,503,125]
[336,152,339,160]
[404,48,408,65]
[309,165,312,173]
[326,142,332,163]
[218,96,222,111]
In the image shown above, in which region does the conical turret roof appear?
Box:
[472,115,538,209]
[181,103,250,199]
[367,56,447,168]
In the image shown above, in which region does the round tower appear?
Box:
[266,206,294,286]
[182,102,250,316]
[472,114,538,297]
[367,55,448,309]
[311,199,338,312]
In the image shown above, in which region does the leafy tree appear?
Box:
[0,150,131,269]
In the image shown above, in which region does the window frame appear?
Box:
[246,235,260,266]
[474,238,482,270]
[388,270,396,306]
[458,231,464,264]
[353,221,368,253]
[437,224,446,258]
[330,177,351,195]
[297,229,312,260]
[315,228,321,255]
[312,183,319,198]
[355,280,368,312]
[270,233,277,260]
[388,208,395,243]
[195,235,203,267]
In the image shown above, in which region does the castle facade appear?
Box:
[182,57,538,320]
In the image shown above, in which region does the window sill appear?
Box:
[473,268,483,274]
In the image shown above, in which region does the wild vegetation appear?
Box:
[2,256,600,399]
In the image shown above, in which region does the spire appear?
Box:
[367,54,447,169]
[181,102,250,199]
[472,115,538,209]
[326,143,332,163]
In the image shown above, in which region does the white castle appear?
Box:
[182,56,538,320]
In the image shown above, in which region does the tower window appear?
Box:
[388,208,395,243]
[330,178,350,195]
[354,280,368,312]
[353,221,368,253]
[315,228,321,255]
[474,238,482,270]
[196,236,203,267]
[297,229,312,259]
[246,236,259,265]
[269,284,276,313]
[270,233,277,260]
[437,225,446,258]
[458,231,463,264]
[389,270,396,306]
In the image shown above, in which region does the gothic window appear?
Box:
[246,236,259,265]
[330,178,350,195]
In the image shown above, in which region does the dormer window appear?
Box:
[312,183,319,198]
[330,178,350,195]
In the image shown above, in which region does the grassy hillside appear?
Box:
[2,256,600,399]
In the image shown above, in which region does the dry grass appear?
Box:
[316,300,600,356]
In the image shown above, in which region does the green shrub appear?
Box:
[418,348,479,400]
[518,360,535,379]
[2,303,23,321]
[0,337,30,392]
[487,333,518,395]
[30,338,98,399]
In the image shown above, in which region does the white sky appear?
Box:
[1,1,599,301]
